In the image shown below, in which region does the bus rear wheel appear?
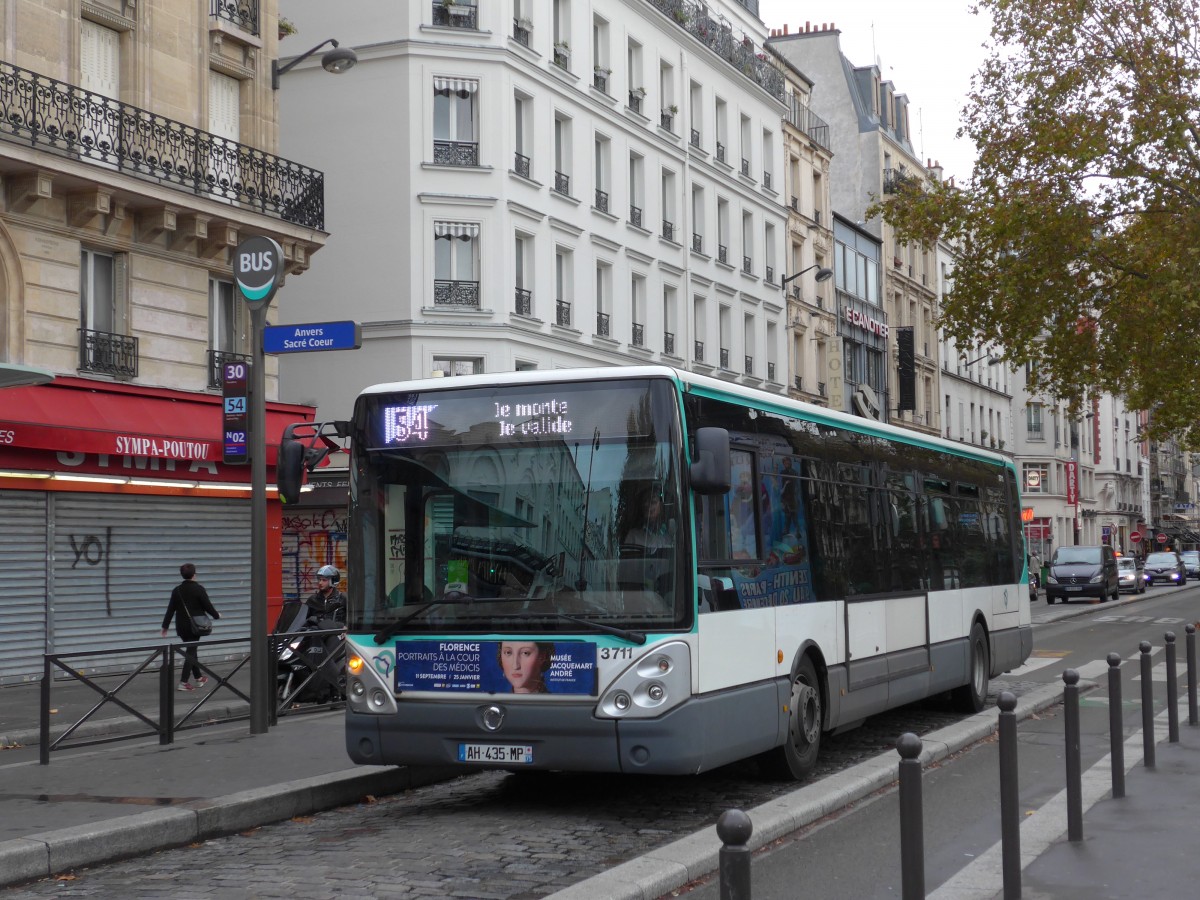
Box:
[762,656,822,781]
[952,622,989,713]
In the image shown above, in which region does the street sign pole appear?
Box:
[248,302,270,735]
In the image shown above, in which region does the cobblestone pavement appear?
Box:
[3,681,1042,899]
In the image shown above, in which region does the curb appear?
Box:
[544,678,1078,900]
[0,763,464,889]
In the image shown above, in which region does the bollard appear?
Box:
[1166,632,1179,743]
[717,808,753,900]
[897,732,925,900]
[1140,640,1155,769]
[997,692,1021,900]
[1187,623,1197,727]
[1063,669,1083,842]
[1107,653,1125,799]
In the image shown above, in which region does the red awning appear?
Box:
[0,376,314,466]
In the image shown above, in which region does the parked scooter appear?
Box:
[274,592,347,706]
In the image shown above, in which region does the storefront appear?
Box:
[0,377,313,683]
[281,468,350,602]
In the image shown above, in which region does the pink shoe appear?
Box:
[196,677,209,687]
[178,682,195,692]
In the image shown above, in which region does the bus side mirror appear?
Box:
[277,437,306,504]
[690,427,731,495]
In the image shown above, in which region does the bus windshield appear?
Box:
[348,377,687,634]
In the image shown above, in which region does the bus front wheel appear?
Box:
[952,622,990,713]
[762,656,823,781]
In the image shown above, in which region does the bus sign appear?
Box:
[222,361,249,464]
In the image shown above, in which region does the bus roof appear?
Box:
[358,365,1010,466]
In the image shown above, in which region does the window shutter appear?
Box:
[208,71,241,142]
[81,21,120,99]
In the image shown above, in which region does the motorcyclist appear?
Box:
[305,565,347,619]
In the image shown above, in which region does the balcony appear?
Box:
[718,244,728,264]
[767,361,776,381]
[763,171,772,189]
[664,331,675,355]
[595,188,609,213]
[513,19,532,46]
[630,205,643,228]
[694,340,704,362]
[744,355,754,375]
[716,141,726,163]
[794,375,802,391]
[740,158,751,177]
[79,329,138,378]
[786,104,831,151]
[556,300,572,327]
[662,220,675,242]
[553,171,571,195]
[628,92,644,114]
[596,311,610,337]
[742,256,752,275]
[433,279,481,308]
[765,265,774,283]
[692,233,703,253]
[789,195,799,212]
[593,70,609,93]
[818,382,826,396]
[632,322,644,347]
[553,45,571,70]
[883,167,917,194]
[690,128,701,148]
[207,349,250,389]
[513,151,531,179]
[210,0,259,34]
[432,1,477,29]
[660,111,675,131]
[0,59,324,228]
[433,140,479,167]
[515,287,531,316]
[720,347,730,369]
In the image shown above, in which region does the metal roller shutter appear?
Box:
[0,491,48,683]
[52,494,251,672]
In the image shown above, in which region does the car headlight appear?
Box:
[1046,573,1058,584]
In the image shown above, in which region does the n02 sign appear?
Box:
[223,361,249,464]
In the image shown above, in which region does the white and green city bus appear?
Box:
[335,366,1032,779]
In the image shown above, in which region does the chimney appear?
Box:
[784,23,789,35]
[928,159,944,183]
[805,21,811,33]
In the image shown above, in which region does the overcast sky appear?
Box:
[758,0,994,183]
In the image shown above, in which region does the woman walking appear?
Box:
[161,563,221,691]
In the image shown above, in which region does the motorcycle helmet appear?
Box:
[316,565,340,583]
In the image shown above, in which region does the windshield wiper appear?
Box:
[372,593,524,644]
[510,612,647,645]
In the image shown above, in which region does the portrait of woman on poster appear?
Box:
[498,641,554,694]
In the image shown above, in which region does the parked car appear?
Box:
[1045,545,1119,604]
[1144,551,1187,586]
[1181,550,1200,578]
[1117,556,1146,594]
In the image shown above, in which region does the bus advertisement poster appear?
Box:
[394,640,598,695]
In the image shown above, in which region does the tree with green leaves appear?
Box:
[873,0,1200,440]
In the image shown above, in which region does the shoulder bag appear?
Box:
[182,601,214,636]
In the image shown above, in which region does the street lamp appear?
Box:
[272,39,358,90]
[781,263,834,290]
[963,354,1004,367]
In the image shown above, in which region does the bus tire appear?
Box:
[762,656,823,781]
[952,622,989,713]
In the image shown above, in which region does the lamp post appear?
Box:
[963,354,1004,367]
[272,39,358,90]
[781,263,834,291]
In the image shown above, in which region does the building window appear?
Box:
[207,277,247,387]
[434,221,480,308]
[80,248,135,377]
[432,358,482,377]
[514,233,532,316]
[1027,402,1044,440]
[1023,463,1050,494]
[81,248,116,335]
[433,78,479,166]
[513,91,532,177]
[554,114,572,195]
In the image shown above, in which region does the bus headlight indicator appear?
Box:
[614,692,632,711]
[597,641,691,719]
[647,682,665,702]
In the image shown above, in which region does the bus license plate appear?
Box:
[458,743,534,764]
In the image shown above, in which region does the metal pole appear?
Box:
[1107,653,1124,799]
[717,808,753,900]
[1140,640,1155,769]
[997,691,1021,900]
[1165,632,1179,743]
[39,654,50,766]
[897,732,925,900]
[1187,623,1198,727]
[249,302,270,734]
[1063,668,1083,842]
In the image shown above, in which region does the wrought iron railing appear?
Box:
[632,322,644,347]
[690,128,700,147]
[0,59,324,228]
[818,381,827,396]
[794,375,803,391]
[80,328,138,378]
[766,265,774,283]
[514,151,530,178]
[433,279,481,308]
[556,299,572,327]
[718,244,728,264]
[662,220,675,241]
[630,205,643,228]
[665,331,675,355]
[741,157,750,177]
[515,287,531,316]
[645,0,783,101]
[790,195,799,211]
[768,361,776,381]
[210,0,259,34]
[743,256,752,275]
[553,46,570,69]
[745,355,753,375]
[595,188,609,213]
[433,140,479,166]
[596,311,610,336]
[883,167,917,194]
[694,340,704,361]
[787,103,830,150]
[692,232,702,253]
[720,347,730,369]
[432,1,478,29]
[629,92,643,114]
[207,349,251,389]
[554,171,571,195]
[593,72,609,93]
[716,141,725,162]
[763,171,772,189]
[661,112,674,131]
[513,20,532,46]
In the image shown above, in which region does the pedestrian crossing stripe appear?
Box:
[1000,649,1167,681]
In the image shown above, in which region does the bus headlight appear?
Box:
[597,641,691,719]
[344,642,398,716]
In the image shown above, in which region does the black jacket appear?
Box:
[163,580,221,639]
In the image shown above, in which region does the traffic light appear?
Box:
[277,436,306,504]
